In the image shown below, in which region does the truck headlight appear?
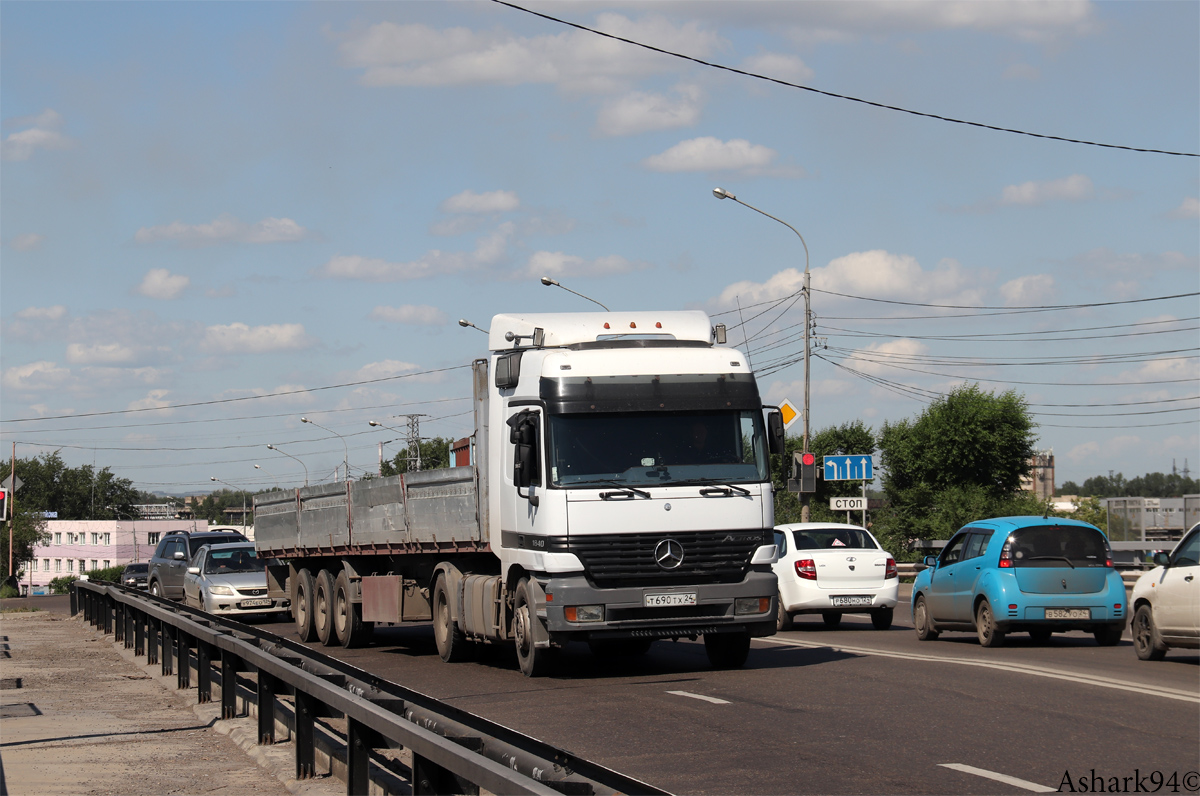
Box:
[735,597,770,615]
[565,605,604,622]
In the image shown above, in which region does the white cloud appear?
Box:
[596,85,703,136]
[200,323,314,354]
[521,251,646,280]
[440,189,520,214]
[843,339,931,376]
[315,223,514,282]
[999,274,1056,306]
[66,342,138,365]
[350,359,421,381]
[1168,197,1199,220]
[9,233,45,251]
[1000,174,1093,206]
[1002,63,1041,81]
[337,16,721,94]
[1,109,73,161]
[135,268,190,300]
[127,389,173,414]
[2,361,72,392]
[713,250,985,309]
[134,214,308,246]
[369,305,448,326]
[642,137,806,178]
[16,305,67,321]
[739,53,814,83]
[1066,441,1100,463]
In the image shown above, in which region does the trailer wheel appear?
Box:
[704,632,751,669]
[334,570,371,649]
[293,568,318,642]
[514,578,555,677]
[314,569,339,646]
[432,573,473,663]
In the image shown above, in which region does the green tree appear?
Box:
[2,452,140,520]
[1,507,50,581]
[381,437,455,476]
[1061,472,1198,498]
[874,384,1039,551]
[1054,496,1107,532]
[772,420,876,525]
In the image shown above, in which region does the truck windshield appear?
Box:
[547,410,769,487]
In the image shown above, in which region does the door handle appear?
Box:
[1186,575,1194,582]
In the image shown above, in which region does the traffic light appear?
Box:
[794,451,817,493]
[0,488,7,522]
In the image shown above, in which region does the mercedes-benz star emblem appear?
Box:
[654,538,685,570]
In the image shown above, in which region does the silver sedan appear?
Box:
[183,543,289,619]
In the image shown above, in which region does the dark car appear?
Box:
[121,562,149,590]
[147,530,249,600]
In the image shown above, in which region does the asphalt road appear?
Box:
[268,592,1200,795]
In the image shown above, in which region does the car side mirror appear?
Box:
[923,555,938,568]
[1152,552,1170,567]
[173,551,186,560]
[187,566,200,575]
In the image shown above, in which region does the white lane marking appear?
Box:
[667,690,730,704]
[760,636,1199,704]
[940,763,1055,793]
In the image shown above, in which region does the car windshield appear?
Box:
[547,410,769,487]
[189,536,246,556]
[792,528,877,550]
[1006,525,1109,568]
[203,548,264,574]
[124,564,148,574]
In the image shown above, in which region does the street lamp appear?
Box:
[253,463,280,490]
[458,319,488,334]
[539,276,610,311]
[713,186,814,521]
[301,416,350,482]
[266,443,309,487]
[211,476,248,533]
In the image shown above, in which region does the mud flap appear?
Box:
[527,578,552,649]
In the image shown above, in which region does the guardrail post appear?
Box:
[103,594,114,635]
[148,618,160,666]
[70,585,78,616]
[413,751,479,796]
[257,670,277,744]
[161,624,174,675]
[221,652,240,719]
[347,718,382,796]
[176,631,190,689]
[197,641,212,703]
[294,690,317,780]
[134,609,145,656]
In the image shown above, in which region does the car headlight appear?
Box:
[208,585,235,596]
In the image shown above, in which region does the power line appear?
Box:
[491,0,1198,158]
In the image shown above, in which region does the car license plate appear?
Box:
[1045,608,1090,620]
[644,592,696,607]
[831,596,873,607]
[240,598,272,608]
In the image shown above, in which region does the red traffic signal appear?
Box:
[0,488,7,521]
[800,452,816,467]
[792,451,818,493]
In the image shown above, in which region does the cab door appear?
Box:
[1156,530,1199,640]
[926,532,968,621]
[952,530,993,620]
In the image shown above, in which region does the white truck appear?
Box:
[254,310,785,676]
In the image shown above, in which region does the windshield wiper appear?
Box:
[1026,555,1076,569]
[664,478,751,496]
[597,480,652,500]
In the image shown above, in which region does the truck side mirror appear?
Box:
[766,410,785,456]
[507,410,541,508]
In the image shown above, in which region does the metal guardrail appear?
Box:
[70,581,667,796]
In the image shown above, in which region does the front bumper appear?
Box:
[540,569,778,642]
[204,596,291,616]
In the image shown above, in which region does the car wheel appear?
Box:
[292,569,318,642]
[334,570,372,649]
[776,591,793,631]
[314,569,338,646]
[1132,604,1167,661]
[1094,624,1123,647]
[975,599,1005,648]
[821,611,842,629]
[1029,628,1053,645]
[871,606,893,630]
[431,573,474,663]
[149,580,161,598]
[704,632,751,669]
[513,577,554,677]
[913,596,939,641]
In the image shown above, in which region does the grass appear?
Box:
[0,605,42,613]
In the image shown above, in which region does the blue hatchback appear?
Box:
[910,516,1126,647]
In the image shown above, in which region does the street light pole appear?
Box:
[253,463,280,490]
[713,187,814,521]
[540,276,611,311]
[301,417,350,482]
[266,444,309,487]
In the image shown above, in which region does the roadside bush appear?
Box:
[48,575,78,595]
[0,583,19,599]
[89,565,126,583]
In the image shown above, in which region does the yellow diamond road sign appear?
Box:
[779,399,799,429]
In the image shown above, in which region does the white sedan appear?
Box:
[1130,523,1199,661]
[773,523,899,630]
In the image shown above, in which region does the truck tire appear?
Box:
[334,571,372,649]
[314,569,339,646]
[514,577,554,677]
[293,569,318,642]
[432,574,473,663]
[704,632,751,669]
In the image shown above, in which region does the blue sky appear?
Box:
[2,1,1197,495]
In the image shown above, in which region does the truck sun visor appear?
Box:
[540,374,761,413]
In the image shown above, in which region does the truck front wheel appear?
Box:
[293,569,318,642]
[432,574,473,663]
[704,632,751,669]
[514,578,554,677]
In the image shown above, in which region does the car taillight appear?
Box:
[796,558,817,580]
[999,538,1013,568]
[885,558,897,579]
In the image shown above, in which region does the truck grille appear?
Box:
[568,530,768,587]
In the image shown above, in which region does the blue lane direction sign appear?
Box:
[823,455,874,481]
